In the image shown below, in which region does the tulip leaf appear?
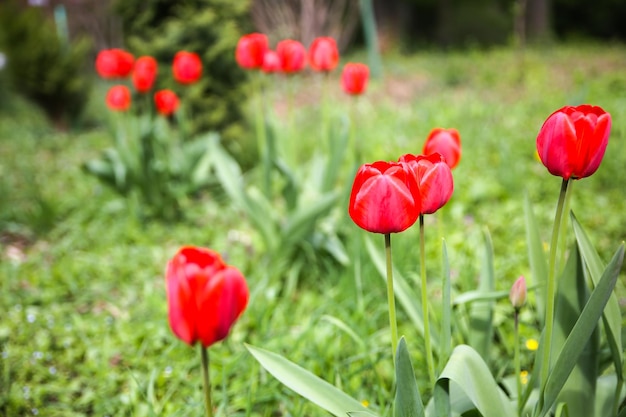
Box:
[550,244,598,417]
[282,191,339,246]
[245,344,378,417]
[538,242,624,417]
[524,194,548,321]
[322,115,350,192]
[434,344,516,417]
[439,240,452,372]
[468,229,495,360]
[394,337,425,417]
[571,212,623,382]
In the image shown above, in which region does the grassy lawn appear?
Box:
[1,42,626,416]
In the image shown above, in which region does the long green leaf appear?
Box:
[435,345,516,417]
[246,344,377,417]
[571,212,623,381]
[539,243,624,417]
[524,194,548,321]
[394,337,425,417]
[550,244,598,417]
[468,229,495,359]
[282,192,339,245]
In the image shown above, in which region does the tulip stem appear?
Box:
[384,233,399,362]
[514,308,522,416]
[419,215,436,387]
[200,346,214,417]
[255,73,271,199]
[538,178,570,403]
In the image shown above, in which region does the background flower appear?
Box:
[235,33,269,70]
[276,39,307,73]
[172,51,203,84]
[105,85,131,111]
[341,62,369,95]
[423,128,461,169]
[154,89,180,116]
[308,37,339,72]
[132,56,158,93]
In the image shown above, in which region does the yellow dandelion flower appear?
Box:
[361,400,370,407]
[520,370,529,385]
[526,338,539,351]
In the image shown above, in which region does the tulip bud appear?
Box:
[509,276,527,309]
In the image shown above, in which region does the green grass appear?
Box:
[2,42,626,416]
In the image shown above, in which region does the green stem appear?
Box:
[538,179,570,398]
[514,309,522,416]
[384,233,398,362]
[255,73,271,199]
[200,346,213,417]
[420,215,436,387]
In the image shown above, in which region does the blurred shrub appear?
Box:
[114,0,256,167]
[0,1,92,128]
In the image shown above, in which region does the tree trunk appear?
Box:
[526,0,551,42]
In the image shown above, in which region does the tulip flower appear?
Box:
[261,50,281,73]
[423,127,461,169]
[235,33,269,70]
[308,37,339,72]
[172,51,203,84]
[509,276,527,309]
[95,48,134,79]
[276,39,307,73]
[132,56,158,93]
[154,89,180,116]
[399,153,454,215]
[105,85,131,111]
[165,246,249,348]
[348,161,420,234]
[341,63,369,95]
[536,104,611,180]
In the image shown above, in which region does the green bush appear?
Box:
[0,1,92,128]
[114,0,257,167]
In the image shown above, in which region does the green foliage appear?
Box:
[113,0,255,165]
[0,1,92,128]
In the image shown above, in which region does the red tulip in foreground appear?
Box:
[341,63,369,95]
[423,127,461,169]
[154,89,180,116]
[536,104,611,180]
[105,85,131,111]
[308,37,339,72]
[235,33,269,70]
[276,39,307,73]
[172,51,203,84]
[349,161,420,234]
[399,153,454,215]
[132,56,158,93]
[166,246,249,348]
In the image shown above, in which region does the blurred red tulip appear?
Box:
[154,89,180,116]
[341,63,369,95]
[276,39,307,73]
[261,50,281,73]
[172,51,203,84]
[235,33,269,70]
[536,104,611,180]
[349,161,421,234]
[423,128,461,169]
[166,246,249,348]
[308,37,339,72]
[399,153,453,215]
[105,85,131,111]
[509,276,527,309]
[132,56,158,93]
[95,48,134,79]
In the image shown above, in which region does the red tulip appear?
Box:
[166,246,249,348]
[509,276,527,309]
[423,128,461,169]
[95,48,134,78]
[536,104,611,180]
[276,39,307,73]
[349,161,421,234]
[399,153,453,215]
[132,56,158,93]
[154,89,180,116]
[341,63,369,95]
[261,50,281,73]
[308,37,339,72]
[172,51,203,84]
[105,85,131,111]
[235,33,269,70]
